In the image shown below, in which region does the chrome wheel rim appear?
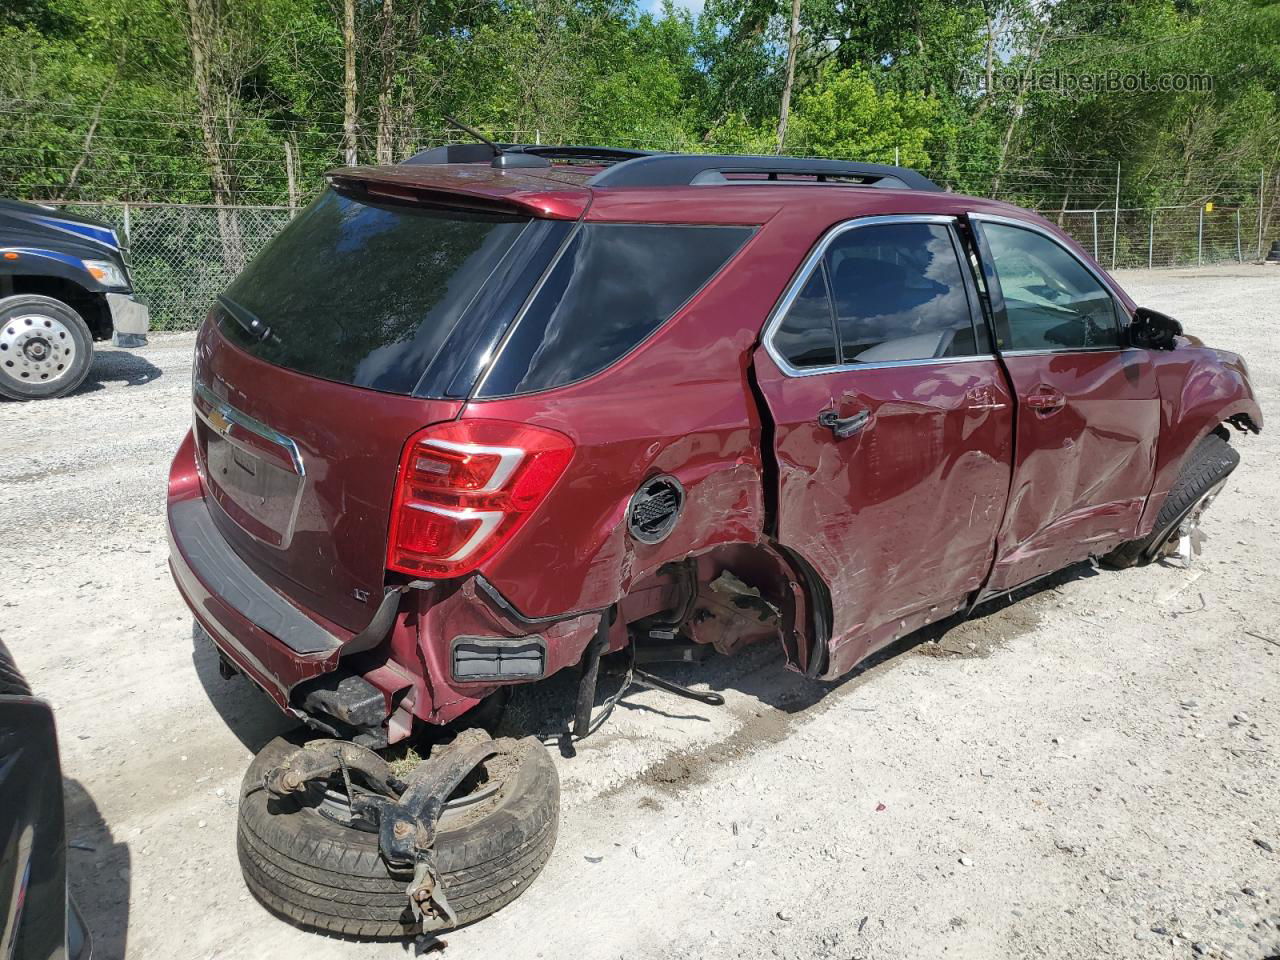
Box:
[0,313,77,387]
[1160,478,1228,564]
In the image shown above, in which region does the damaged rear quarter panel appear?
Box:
[464,224,805,621]
[383,582,603,725]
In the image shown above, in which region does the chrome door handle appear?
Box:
[817,408,871,439]
[1025,390,1066,412]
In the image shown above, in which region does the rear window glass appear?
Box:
[771,221,984,369]
[477,223,752,397]
[217,189,530,395]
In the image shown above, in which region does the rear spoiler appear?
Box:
[402,143,655,168]
[326,166,590,221]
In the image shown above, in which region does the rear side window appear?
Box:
[477,223,752,397]
[826,222,981,362]
[218,189,530,395]
[771,220,984,370]
[772,269,839,368]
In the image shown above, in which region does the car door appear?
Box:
[969,213,1159,593]
[752,215,1015,671]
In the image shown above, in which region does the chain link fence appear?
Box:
[1059,205,1265,269]
[49,201,293,330]
[50,195,1276,332]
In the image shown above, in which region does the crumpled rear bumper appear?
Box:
[166,432,342,709]
[168,502,344,709]
[165,429,602,734]
[107,292,149,347]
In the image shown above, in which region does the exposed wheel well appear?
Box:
[1225,412,1261,436]
[620,541,829,675]
[0,275,111,340]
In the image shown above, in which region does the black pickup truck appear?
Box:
[0,198,149,400]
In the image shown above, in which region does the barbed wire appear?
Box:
[4,100,1276,328]
[31,194,1274,333]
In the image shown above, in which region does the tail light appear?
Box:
[387,419,574,578]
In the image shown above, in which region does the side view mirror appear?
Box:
[1130,306,1183,351]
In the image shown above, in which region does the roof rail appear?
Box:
[520,145,656,164]
[402,143,654,168]
[586,154,941,191]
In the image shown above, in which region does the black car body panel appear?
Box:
[0,643,91,960]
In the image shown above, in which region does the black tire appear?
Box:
[0,638,33,697]
[236,732,559,939]
[1103,430,1239,568]
[0,294,95,400]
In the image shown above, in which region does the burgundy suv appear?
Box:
[168,146,1261,749]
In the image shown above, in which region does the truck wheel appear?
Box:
[0,294,94,400]
[236,732,559,938]
[1103,430,1239,568]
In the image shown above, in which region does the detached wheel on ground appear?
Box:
[0,294,94,400]
[1103,429,1239,568]
[237,731,559,939]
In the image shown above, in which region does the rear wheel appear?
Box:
[0,294,94,400]
[236,731,559,938]
[1103,430,1239,568]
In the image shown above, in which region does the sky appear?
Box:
[641,0,706,17]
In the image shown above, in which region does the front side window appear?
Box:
[980,222,1121,351]
[770,219,983,369]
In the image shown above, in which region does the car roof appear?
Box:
[328,159,1035,229]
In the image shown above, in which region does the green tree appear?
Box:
[788,65,941,164]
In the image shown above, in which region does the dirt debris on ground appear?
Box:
[1,263,1278,960]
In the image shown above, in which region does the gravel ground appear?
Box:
[1,264,1277,960]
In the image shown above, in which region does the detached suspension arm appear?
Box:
[264,732,503,931]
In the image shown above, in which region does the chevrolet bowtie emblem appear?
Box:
[206,407,231,435]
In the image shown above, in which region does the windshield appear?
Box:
[217,189,531,395]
